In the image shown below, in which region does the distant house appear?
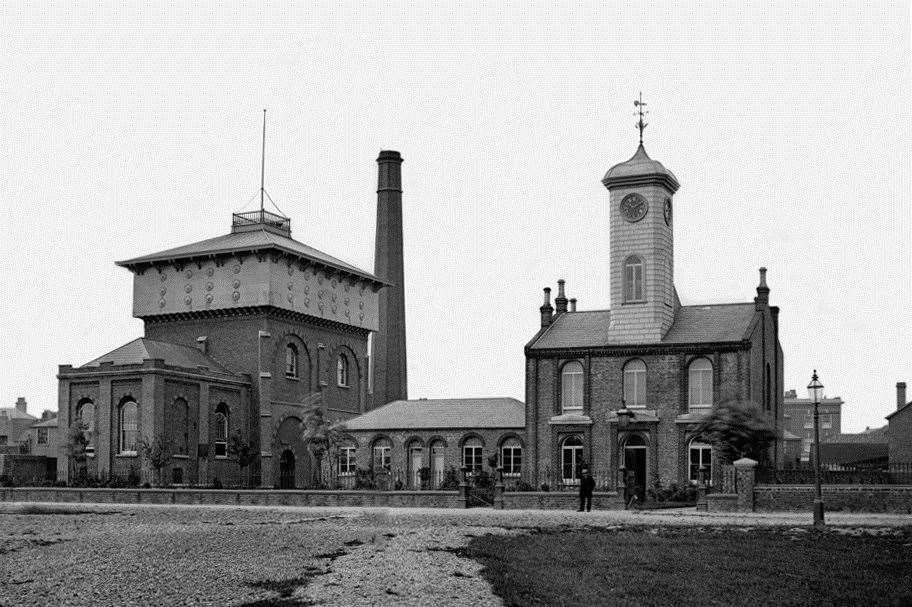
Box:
[817,426,889,467]
[782,388,843,463]
[0,398,36,454]
[887,382,912,464]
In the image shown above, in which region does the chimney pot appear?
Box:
[540,287,554,327]
[15,397,27,413]
[569,298,577,312]
[898,382,907,410]
[755,267,770,310]
[555,279,568,314]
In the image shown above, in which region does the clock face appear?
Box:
[620,193,648,223]
[663,198,672,226]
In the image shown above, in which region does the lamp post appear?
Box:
[808,370,825,527]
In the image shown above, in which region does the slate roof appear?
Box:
[825,426,889,443]
[0,407,36,420]
[31,417,58,428]
[343,398,525,431]
[602,144,680,191]
[886,401,912,420]
[117,228,383,285]
[528,303,757,350]
[81,338,232,373]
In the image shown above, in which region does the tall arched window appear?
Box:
[337,354,349,387]
[689,440,713,485]
[501,437,523,477]
[623,359,647,408]
[462,436,483,472]
[119,401,138,454]
[561,436,584,484]
[77,400,95,456]
[172,398,189,455]
[624,255,644,302]
[561,361,584,413]
[214,403,229,458]
[285,344,299,378]
[688,358,713,409]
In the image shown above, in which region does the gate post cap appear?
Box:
[733,457,758,469]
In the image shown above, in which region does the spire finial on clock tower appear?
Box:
[634,92,648,145]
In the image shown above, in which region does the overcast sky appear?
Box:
[1,3,909,432]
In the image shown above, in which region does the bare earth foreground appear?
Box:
[1,503,910,607]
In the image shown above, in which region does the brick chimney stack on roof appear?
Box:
[754,267,770,310]
[555,279,568,314]
[540,287,554,327]
[898,382,907,410]
[15,397,26,413]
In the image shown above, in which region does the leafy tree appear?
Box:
[136,435,172,486]
[693,400,777,464]
[300,407,347,488]
[66,423,90,484]
[228,430,258,488]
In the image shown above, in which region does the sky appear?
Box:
[0,3,909,433]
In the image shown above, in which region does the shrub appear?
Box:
[354,468,376,490]
[540,483,550,492]
[211,477,222,489]
[439,467,461,490]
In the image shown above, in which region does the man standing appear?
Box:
[578,467,595,512]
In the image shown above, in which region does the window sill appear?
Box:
[214,455,229,460]
[337,384,350,389]
[621,300,647,305]
[285,375,299,381]
[116,452,137,458]
[172,454,190,460]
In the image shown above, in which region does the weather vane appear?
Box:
[633,92,648,145]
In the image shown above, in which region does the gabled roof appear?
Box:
[81,338,232,373]
[528,303,757,350]
[0,407,36,420]
[116,228,383,286]
[826,425,889,444]
[886,401,912,421]
[343,398,525,431]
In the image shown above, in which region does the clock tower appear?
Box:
[602,141,680,343]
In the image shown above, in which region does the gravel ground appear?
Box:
[1,503,910,606]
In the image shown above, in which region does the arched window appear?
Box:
[77,401,95,456]
[172,398,189,455]
[337,354,349,387]
[624,256,644,302]
[561,436,584,485]
[119,401,138,455]
[560,361,584,413]
[462,436,483,472]
[372,437,392,471]
[688,358,713,409]
[339,441,357,476]
[689,440,713,485]
[623,359,647,408]
[214,403,229,458]
[285,344,299,378]
[501,437,523,477]
[429,440,446,487]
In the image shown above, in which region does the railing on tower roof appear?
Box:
[231,209,291,237]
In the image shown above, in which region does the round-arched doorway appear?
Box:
[279,449,295,489]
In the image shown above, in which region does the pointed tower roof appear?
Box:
[602,144,680,192]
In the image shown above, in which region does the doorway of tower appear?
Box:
[623,434,647,501]
[279,449,295,489]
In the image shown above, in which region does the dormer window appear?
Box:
[624,256,644,302]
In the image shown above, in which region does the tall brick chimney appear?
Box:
[14,397,26,413]
[898,382,907,410]
[371,150,407,408]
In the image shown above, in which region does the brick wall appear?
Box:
[754,485,912,514]
[889,406,912,464]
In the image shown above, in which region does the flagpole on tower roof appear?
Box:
[260,109,266,214]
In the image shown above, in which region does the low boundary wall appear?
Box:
[0,487,623,510]
[754,485,912,514]
[0,487,463,509]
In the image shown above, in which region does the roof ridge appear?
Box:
[680,301,755,308]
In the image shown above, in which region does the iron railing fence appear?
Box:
[231,210,290,231]
[756,462,912,485]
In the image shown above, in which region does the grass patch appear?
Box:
[460,526,912,607]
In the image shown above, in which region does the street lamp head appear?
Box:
[807,370,824,403]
